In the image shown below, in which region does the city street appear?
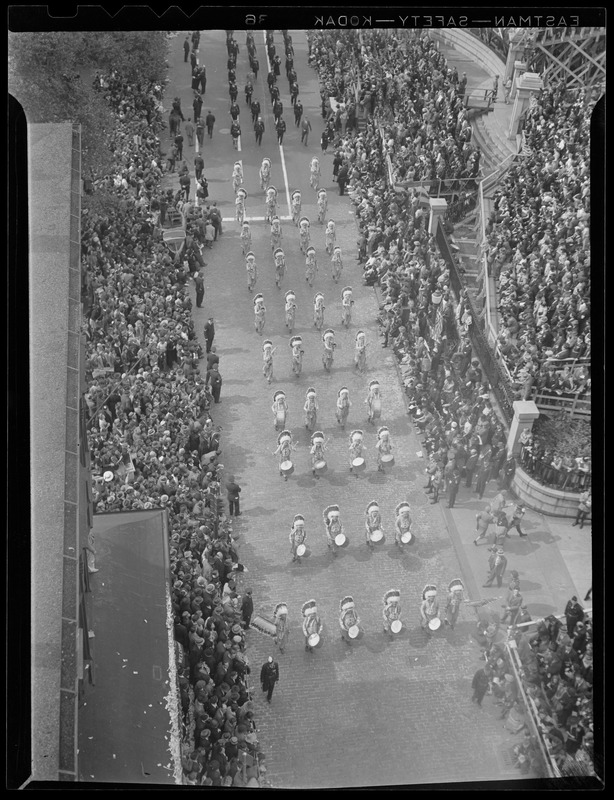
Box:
[161,30,591,789]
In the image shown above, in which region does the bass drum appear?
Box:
[314,460,327,475]
[381,454,395,468]
[308,632,323,649]
[280,460,294,476]
[390,619,403,634]
[352,457,366,473]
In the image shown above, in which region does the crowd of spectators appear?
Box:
[81,60,266,787]
[481,81,592,403]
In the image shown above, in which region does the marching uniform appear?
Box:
[309,156,320,191]
[253,293,266,335]
[322,328,336,371]
[291,190,302,225]
[290,335,304,376]
[284,290,296,331]
[305,246,318,286]
[273,247,286,288]
[375,426,393,471]
[355,330,367,374]
[316,189,328,224]
[265,186,278,223]
[420,585,440,635]
[310,431,327,477]
[339,596,361,644]
[331,246,343,283]
[262,339,277,384]
[259,157,271,191]
[302,600,323,652]
[235,187,247,224]
[303,388,318,431]
[240,221,252,255]
[272,390,288,430]
[289,515,306,563]
[382,589,402,635]
[323,504,344,554]
[394,501,414,548]
[325,220,336,255]
[341,286,353,328]
[270,216,283,251]
[245,250,257,292]
[232,161,244,193]
[365,500,383,547]
[365,379,381,423]
[313,292,325,330]
[299,217,311,254]
[444,579,464,629]
[273,602,290,652]
[273,429,295,480]
[349,430,365,473]
[335,387,351,429]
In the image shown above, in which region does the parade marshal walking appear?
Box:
[260,656,280,703]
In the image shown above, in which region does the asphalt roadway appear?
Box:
[161,30,594,789]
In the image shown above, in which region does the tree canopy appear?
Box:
[8,31,169,177]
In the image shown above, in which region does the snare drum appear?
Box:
[369,529,384,543]
[276,410,286,428]
[280,460,294,476]
[314,460,328,475]
[400,530,413,545]
[352,457,366,472]
[348,625,360,639]
[390,619,403,634]
[428,617,442,631]
[334,532,348,547]
[381,454,395,468]
[372,399,381,419]
[307,633,321,648]
[296,544,306,557]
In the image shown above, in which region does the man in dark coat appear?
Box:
[205,110,216,138]
[260,656,280,703]
[208,364,222,403]
[337,163,349,196]
[183,36,191,62]
[241,589,254,629]
[194,271,205,308]
[564,597,585,638]
[203,317,215,352]
[471,665,491,707]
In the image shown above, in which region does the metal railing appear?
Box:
[530,389,592,422]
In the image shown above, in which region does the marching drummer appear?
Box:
[284,290,297,331]
[270,215,283,250]
[289,514,307,563]
[303,387,318,431]
[302,600,323,653]
[341,286,353,328]
[444,579,465,630]
[240,221,252,255]
[299,216,311,254]
[323,504,344,555]
[265,186,278,223]
[325,220,336,255]
[382,589,402,637]
[262,339,277,384]
[355,330,367,374]
[339,596,361,644]
[245,250,257,292]
[272,390,288,430]
[375,425,393,472]
[232,160,244,193]
[316,188,328,224]
[310,430,328,478]
[394,501,414,549]
[335,386,351,430]
[309,156,320,191]
[366,379,382,423]
[290,335,304,377]
[274,247,286,289]
[322,328,336,372]
[420,585,440,637]
[305,246,318,286]
[260,156,272,191]
[235,187,247,224]
[365,500,383,548]
[253,293,266,335]
[349,429,365,474]
[331,246,343,283]
[273,602,290,652]
[291,189,302,225]
[272,429,296,480]
[313,291,325,330]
